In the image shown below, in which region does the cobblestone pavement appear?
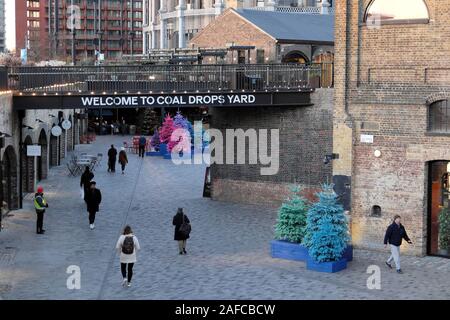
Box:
[1,136,449,300]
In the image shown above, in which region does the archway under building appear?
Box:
[282,51,309,64]
[2,146,19,211]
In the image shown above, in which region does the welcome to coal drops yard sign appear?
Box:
[79,93,261,108]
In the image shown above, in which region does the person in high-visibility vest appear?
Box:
[34,186,49,234]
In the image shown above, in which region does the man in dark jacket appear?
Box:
[85,181,102,230]
[108,144,118,172]
[384,215,412,274]
[138,136,146,158]
[80,166,94,202]
[34,186,49,234]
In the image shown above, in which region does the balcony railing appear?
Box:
[7,63,333,94]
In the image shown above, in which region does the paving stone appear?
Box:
[0,136,449,300]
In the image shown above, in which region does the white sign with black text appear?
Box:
[27,145,42,157]
[360,134,374,144]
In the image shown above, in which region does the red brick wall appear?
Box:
[190,9,277,62]
[334,0,450,256]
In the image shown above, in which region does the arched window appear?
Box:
[428,100,450,133]
[364,0,429,25]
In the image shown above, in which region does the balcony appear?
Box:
[6,63,333,95]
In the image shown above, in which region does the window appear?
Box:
[256,49,265,64]
[364,0,429,24]
[371,205,382,217]
[428,100,450,134]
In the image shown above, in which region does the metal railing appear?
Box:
[7,63,333,94]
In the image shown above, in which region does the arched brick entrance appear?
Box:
[37,129,48,181]
[2,146,19,210]
[21,136,35,193]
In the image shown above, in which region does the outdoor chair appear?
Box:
[66,163,77,177]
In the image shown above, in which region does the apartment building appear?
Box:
[15,0,143,63]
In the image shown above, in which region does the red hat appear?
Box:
[37,186,44,193]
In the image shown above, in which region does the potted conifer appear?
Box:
[271,186,310,262]
[303,184,351,273]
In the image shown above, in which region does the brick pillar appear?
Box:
[50,136,58,167]
[61,131,66,159]
[40,145,48,180]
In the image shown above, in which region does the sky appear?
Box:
[5,0,15,51]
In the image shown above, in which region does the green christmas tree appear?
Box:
[140,108,159,135]
[303,184,350,262]
[438,207,450,252]
[274,186,309,244]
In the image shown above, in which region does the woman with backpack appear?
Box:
[118,147,128,175]
[115,225,141,287]
[173,208,191,255]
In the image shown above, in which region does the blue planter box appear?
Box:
[270,240,309,262]
[146,151,160,156]
[163,153,172,159]
[343,245,353,262]
[306,256,347,273]
[159,144,168,156]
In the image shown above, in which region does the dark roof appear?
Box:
[235,9,334,44]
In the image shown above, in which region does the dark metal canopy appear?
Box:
[13,91,313,110]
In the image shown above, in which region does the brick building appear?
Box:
[15,0,143,64]
[0,0,5,53]
[190,8,334,65]
[333,0,450,257]
[142,0,332,51]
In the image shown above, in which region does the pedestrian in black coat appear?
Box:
[80,166,94,201]
[85,181,102,230]
[108,144,118,172]
[383,215,412,274]
[173,208,190,255]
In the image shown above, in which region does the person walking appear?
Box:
[116,225,141,287]
[138,135,146,158]
[80,166,94,202]
[384,215,412,274]
[85,181,102,230]
[118,147,128,175]
[34,186,49,234]
[108,144,118,172]
[173,208,191,255]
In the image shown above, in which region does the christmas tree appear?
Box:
[139,108,159,135]
[274,186,309,243]
[159,114,176,144]
[173,111,194,141]
[150,127,160,151]
[303,184,350,262]
[169,127,192,153]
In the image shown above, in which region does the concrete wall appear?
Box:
[210,88,333,205]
